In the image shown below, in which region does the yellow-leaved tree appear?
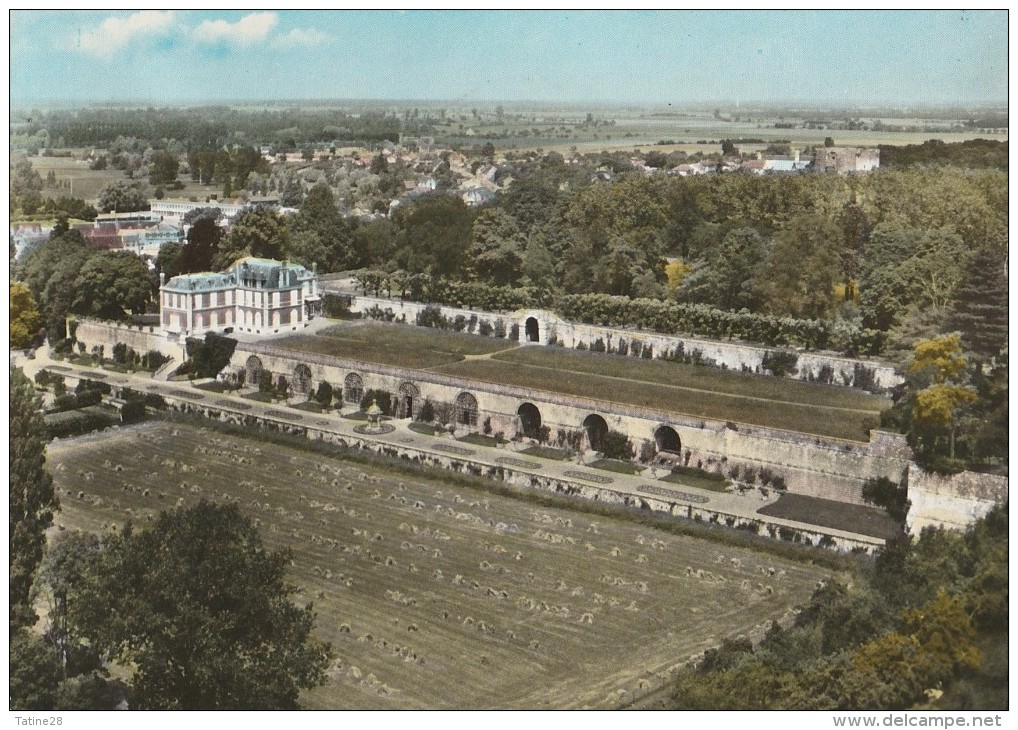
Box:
[10,282,42,349]
[906,335,976,459]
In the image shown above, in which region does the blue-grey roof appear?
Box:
[164,271,237,292]
[163,257,315,292]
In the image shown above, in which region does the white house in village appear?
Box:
[159,257,321,340]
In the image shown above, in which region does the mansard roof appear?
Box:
[163,257,315,292]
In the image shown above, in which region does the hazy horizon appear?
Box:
[9,10,1008,109]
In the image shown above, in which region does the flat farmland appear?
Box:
[48,421,833,710]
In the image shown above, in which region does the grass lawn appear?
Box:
[520,445,574,461]
[47,421,835,710]
[758,493,901,541]
[493,347,888,412]
[241,391,274,403]
[193,381,230,393]
[273,322,515,370]
[409,422,446,436]
[589,459,643,475]
[291,400,324,413]
[436,358,880,442]
[457,433,506,448]
[661,470,731,493]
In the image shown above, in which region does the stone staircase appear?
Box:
[152,356,180,381]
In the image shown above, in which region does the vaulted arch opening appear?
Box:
[582,414,609,452]
[525,317,540,342]
[517,403,542,439]
[344,372,364,404]
[245,355,263,385]
[398,381,421,419]
[293,363,313,395]
[655,425,681,454]
[455,391,479,427]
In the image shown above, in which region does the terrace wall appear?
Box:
[346,296,903,390]
[906,466,1009,534]
[74,318,176,359]
[227,342,912,506]
[147,394,887,555]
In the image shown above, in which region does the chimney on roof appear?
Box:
[159,272,165,286]
[794,149,800,164]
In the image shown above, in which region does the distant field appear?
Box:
[273,323,515,370]
[24,154,225,205]
[48,421,833,709]
[26,155,125,202]
[432,109,1006,155]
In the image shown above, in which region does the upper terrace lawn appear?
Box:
[491,347,888,412]
[434,349,888,442]
[271,323,888,441]
[273,322,514,370]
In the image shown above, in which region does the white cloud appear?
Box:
[77,11,175,57]
[270,28,332,50]
[192,12,278,46]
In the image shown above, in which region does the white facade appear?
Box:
[160,257,320,340]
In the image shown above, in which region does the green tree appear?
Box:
[180,209,224,273]
[393,195,473,277]
[72,250,153,320]
[858,228,970,331]
[756,215,841,319]
[466,207,526,286]
[290,183,355,272]
[17,229,94,336]
[677,226,766,311]
[10,281,42,348]
[97,181,149,213]
[155,242,185,281]
[213,206,290,270]
[945,246,1008,359]
[64,502,332,709]
[9,628,63,709]
[148,151,180,186]
[10,367,59,629]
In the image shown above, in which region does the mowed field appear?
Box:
[48,421,833,710]
[273,322,514,370]
[436,347,887,442]
[273,323,888,441]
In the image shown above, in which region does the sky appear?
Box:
[7,9,1009,109]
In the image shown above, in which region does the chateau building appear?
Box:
[160,257,320,340]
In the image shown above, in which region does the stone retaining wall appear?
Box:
[347,296,903,390]
[73,318,176,359]
[152,394,885,554]
[228,342,912,506]
[907,466,1009,534]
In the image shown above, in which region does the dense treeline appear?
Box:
[879,139,1008,170]
[661,504,1008,710]
[15,106,415,150]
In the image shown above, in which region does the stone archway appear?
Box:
[397,382,421,419]
[582,414,609,452]
[293,363,313,396]
[455,391,479,427]
[655,425,681,454]
[518,403,542,439]
[245,355,263,385]
[344,372,364,404]
[525,316,540,343]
